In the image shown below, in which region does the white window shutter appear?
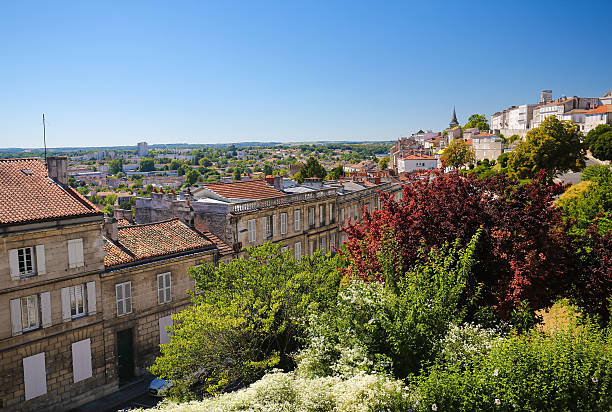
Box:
[72,339,93,383]
[125,283,132,314]
[23,353,47,400]
[40,292,52,328]
[86,281,96,314]
[35,245,46,275]
[261,217,266,238]
[68,239,84,269]
[10,298,22,336]
[9,249,19,280]
[272,215,277,236]
[61,287,71,322]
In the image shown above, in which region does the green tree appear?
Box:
[150,243,343,400]
[298,157,327,183]
[198,157,212,167]
[441,139,476,169]
[507,117,586,180]
[263,164,273,176]
[169,159,183,170]
[184,169,201,186]
[463,114,490,131]
[379,157,390,170]
[138,157,156,172]
[109,158,124,175]
[328,165,344,180]
[233,167,242,181]
[584,124,612,161]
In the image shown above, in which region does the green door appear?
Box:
[117,328,135,384]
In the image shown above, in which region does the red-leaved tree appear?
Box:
[342,170,576,317]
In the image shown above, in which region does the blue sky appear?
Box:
[1,0,611,148]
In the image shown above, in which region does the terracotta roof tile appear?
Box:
[401,154,436,160]
[202,180,284,200]
[104,218,214,267]
[586,104,612,114]
[201,231,234,256]
[0,158,101,226]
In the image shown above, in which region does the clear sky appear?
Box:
[1,0,611,148]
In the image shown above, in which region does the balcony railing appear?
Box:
[229,187,338,214]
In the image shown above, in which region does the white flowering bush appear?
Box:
[136,370,410,412]
[437,323,502,367]
[411,319,612,411]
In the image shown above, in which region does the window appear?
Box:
[329,203,335,223]
[294,242,302,260]
[340,207,345,222]
[68,238,84,269]
[11,293,49,335]
[309,207,315,228]
[18,247,34,276]
[69,284,86,318]
[262,216,272,239]
[319,205,325,225]
[9,245,45,279]
[159,315,173,345]
[354,204,358,220]
[319,237,326,252]
[280,213,287,235]
[309,240,315,256]
[116,282,132,316]
[158,272,172,304]
[294,210,301,231]
[330,233,336,250]
[21,295,39,332]
[248,219,256,243]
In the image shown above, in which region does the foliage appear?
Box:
[138,157,156,172]
[109,158,124,175]
[150,244,344,400]
[343,170,574,317]
[463,113,490,131]
[328,165,344,180]
[507,116,586,180]
[585,124,612,161]
[263,164,273,175]
[441,139,476,169]
[437,323,501,368]
[379,157,389,170]
[138,371,410,412]
[411,321,612,412]
[298,233,480,380]
[184,169,200,186]
[298,156,327,182]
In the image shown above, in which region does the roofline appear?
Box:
[103,245,218,272]
[0,211,103,230]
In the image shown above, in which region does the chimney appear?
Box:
[47,156,68,185]
[103,216,118,242]
[273,176,283,191]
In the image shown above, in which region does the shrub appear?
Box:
[412,321,612,411]
[138,370,410,412]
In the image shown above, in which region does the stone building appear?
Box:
[0,157,112,411]
[0,157,220,411]
[135,179,402,259]
[101,218,217,383]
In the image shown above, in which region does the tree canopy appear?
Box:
[463,113,490,131]
[441,139,476,169]
[298,157,327,182]
[138,157,156,172]
[585,124,612,161]
[150,244,344,399]
[507,116,586,180]
[109,158,124,175]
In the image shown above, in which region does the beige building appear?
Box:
[471,132,504,161]
[0,157,220,411]
[135,179,402,259]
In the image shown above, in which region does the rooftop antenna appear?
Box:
[42,113,47,164]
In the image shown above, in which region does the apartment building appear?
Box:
[0,157,220,411]
[135,178,401,258]
[471,132,504,161]
[101,218,217,383]
[0,157,112,411]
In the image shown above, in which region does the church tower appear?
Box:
[449,107,459,128]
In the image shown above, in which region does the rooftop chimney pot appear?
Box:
[47,156,68,185]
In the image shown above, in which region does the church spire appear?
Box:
[449,107,459,127]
